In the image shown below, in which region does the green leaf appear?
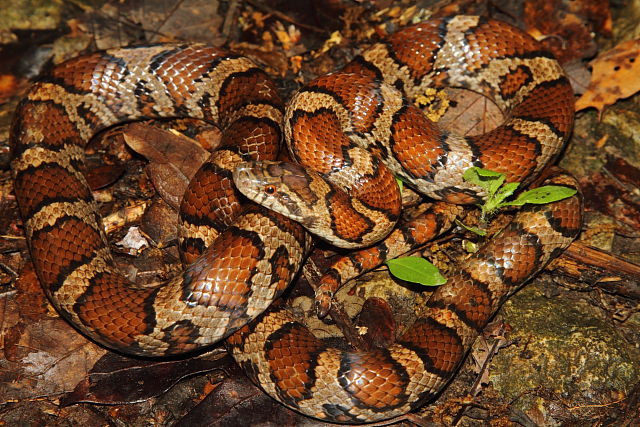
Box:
[464,167,503,180]
[463,240,479,253]
[463,167,505,197]
[395,177,404,194]
[455,219,487,236]
[386,257,446,287]
[490,181,521,210]
[482,181,518,216]
[508,185,577,206]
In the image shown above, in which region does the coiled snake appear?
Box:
[11,15,582,423]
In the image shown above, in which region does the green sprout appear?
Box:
[462,167,577,224]
[384,167,576,287]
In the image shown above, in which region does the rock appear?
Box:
[489,281,640,424]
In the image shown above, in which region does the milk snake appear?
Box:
[11,15,582,423]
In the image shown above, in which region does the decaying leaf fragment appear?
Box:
[575,39,640,117]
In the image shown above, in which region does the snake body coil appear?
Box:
[11,15,582,423]
[11,45,309,356]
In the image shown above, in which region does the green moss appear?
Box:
[491,283,640,404]
[0,0,63,36]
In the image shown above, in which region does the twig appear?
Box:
[346,412,438,427]
[559,241,640,300]
[451,325,507,425]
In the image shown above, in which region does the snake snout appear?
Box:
[232,162,266,197]
[233,161,287,203]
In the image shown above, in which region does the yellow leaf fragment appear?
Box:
[315,31,344,57]
[415,88,450,121]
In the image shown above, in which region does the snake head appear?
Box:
[233,161,321,228]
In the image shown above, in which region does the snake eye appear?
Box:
[264,185,276,195]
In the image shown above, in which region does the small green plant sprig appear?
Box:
[385,167,576,287]
[462,167,577,223]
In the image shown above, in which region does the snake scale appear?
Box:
[11,15,582,423]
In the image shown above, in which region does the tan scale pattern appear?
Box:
[310,202,464,311]
[229,16,582,423]
[231,178,581,423]
[12,145,86,179]
[179,150,244,250]
[11,45,307,356]
[11,15,583,424]
[54,247,114,316]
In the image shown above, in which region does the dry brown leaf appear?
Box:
[61,352,227,406]
[523,0,605,63]
[575,39,640,117]
[437,88,504,136]
[122,123,210,180]
[122,123,210,210]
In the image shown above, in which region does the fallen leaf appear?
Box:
[1,317,105,402]
[563,59,593,95]
[145,162,190,210]
[123,123,210,180]
[0,257,107,405]
[61,352,227,406]
[84,163,126,190]
[140,198,179,248]
[579,156,640,230]
[604,154,640,187]
[437,88,504,136]
[174,364,320,427]
[122,123,210,210]
[523,0,606,62]
[575,39,640,117]
[356,297,396,348]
